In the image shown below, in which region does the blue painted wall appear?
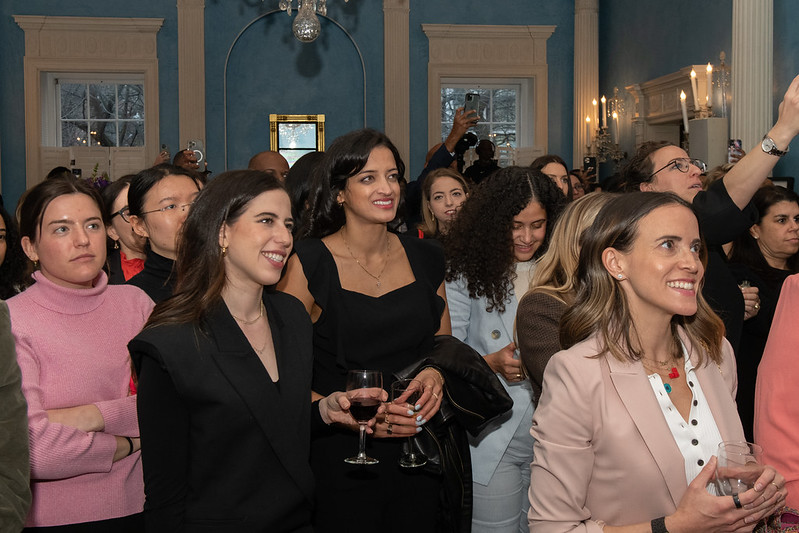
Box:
[599,0,799,183]
[1,1,576,208]
[407,1,575,180]
[0,0,180,209]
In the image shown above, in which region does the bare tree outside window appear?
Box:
[441,85,518,147]
[59,81,144,147]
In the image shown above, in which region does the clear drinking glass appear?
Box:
[714,441,764,496]
[344,370,383,465]
[391,379,428,468]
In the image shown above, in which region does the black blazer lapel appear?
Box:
[204,298,315,502]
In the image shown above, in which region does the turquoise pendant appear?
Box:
[664,383,672,393]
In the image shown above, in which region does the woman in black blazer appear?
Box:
[130,170,359,532]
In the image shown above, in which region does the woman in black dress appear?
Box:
[278,129,450,532]
[728,184,799,440]
[130,170,357,531]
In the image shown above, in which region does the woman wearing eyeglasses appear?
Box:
[100,175,147,284]
[619,73,799,355]
[126,164,202,303]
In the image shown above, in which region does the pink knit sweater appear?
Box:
[7,271,154,526]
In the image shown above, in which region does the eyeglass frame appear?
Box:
[110,206,131,223]
[138,201,197,217]
[649,157,707,179]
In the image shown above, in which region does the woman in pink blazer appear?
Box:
[756,273,799,523]
[528,192,786,533]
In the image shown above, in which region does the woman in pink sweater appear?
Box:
[8,177,154,530]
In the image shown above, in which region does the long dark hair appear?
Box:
[302,129,406,238]
[531,154,572,200]
[145,170,286,329]
[560,192,724,366]
[444,166,566,313]
[729,185,799,281]
[0,204,30,298]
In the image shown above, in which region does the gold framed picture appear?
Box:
[269,114,325,166]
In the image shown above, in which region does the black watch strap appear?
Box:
[651,516,669,533]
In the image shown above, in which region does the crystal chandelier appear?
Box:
[278,0,349,43]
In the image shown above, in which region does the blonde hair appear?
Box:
[560,192,725,366]
[418,168,469,238]
[526,192,615,304]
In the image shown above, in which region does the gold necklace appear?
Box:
[231,301,265,325]
[341,230,391,288]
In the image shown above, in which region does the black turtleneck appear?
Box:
[126,249,176,303]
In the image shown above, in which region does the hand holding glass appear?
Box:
[391,379,428,468]
[714,441,764,496]
[345,370,383,465]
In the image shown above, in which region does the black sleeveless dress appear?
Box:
[295,233,446,532]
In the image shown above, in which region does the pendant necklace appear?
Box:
[641,357,681,394]
[341,230,391,288]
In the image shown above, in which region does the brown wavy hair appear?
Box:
[559,192,725,366]
[144,170,286,329]
[444,166,566,313]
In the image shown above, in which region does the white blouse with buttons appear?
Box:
[645,343,723,493]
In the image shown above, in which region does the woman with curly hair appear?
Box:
[0,203,30,299]
[444,166,565,532]
[417,167,470,238]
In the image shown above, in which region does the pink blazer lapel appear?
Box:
[604,355,686,508]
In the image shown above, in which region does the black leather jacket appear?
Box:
[395,335,513,533]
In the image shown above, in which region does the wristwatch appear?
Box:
[761,135,789,157]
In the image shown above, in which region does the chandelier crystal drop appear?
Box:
[278,0,348,42]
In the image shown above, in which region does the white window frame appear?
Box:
[423,24,555,166]
[14,15,162,188]
[440,78,530,148]
[43,72,146,148]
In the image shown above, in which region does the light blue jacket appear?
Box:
[446,276,534,485]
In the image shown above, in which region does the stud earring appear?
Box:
[617,274,625,280]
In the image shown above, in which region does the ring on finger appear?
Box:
[385,413,390,424]
[432,391,440,400]
[754,302,761,310]
[386,423,393,435]
[733,494,743,509]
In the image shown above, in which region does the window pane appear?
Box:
[492,89,517,123]
[278,123,316,149]
[60,84,86,119]
[89,84,117,120]
[116,84,145,119]
[61,121,90,146]
[440,88,466,126]
[117,121,144,147]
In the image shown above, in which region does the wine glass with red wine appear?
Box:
[345,369,383,465]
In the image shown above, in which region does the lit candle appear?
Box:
[585,116,591,145]
[592,98,598,126]
[690,69,700,109]
[680,90,690,134]
[706,63,713,108]
[612,111,619,144]
[600,95,607,129]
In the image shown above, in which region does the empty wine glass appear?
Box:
[391,379,428,468]
[344,369,383,465]
[714,441,764,496]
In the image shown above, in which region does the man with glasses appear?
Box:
[619,74,799,354]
